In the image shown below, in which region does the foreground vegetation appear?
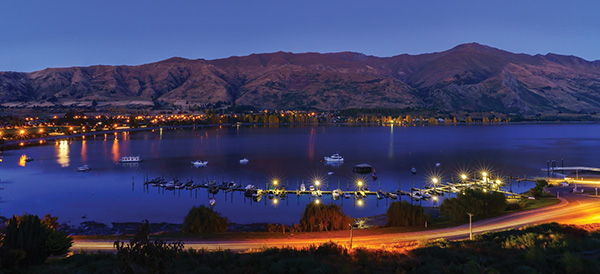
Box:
[9,222,600,273]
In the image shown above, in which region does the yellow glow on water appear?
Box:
[57,140,69,167]
[112,138,119,163]
[19,154,27,167]
[81,140,87,163]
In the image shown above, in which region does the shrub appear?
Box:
[385,201,430,227]
[298,203,353,232]
[182,206,228,233]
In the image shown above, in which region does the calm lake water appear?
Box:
[1,123,599,225]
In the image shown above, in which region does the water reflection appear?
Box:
[19,154,27,167]
[81,140,87,163]
[388,124,394,159]
[308,128,315,159]
[57,140,69,167]
[112,136,120,163]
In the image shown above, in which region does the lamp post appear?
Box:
[349,223,354,249]
[467,213,474,240]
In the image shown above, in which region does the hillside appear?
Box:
[1,43,599,114]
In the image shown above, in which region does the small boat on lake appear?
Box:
[119,156,142,163]
[239,158,249,164]
[191,160,208,166]
[77,165,90,172]
[324,153,344,162]
[332,189,341,200]
[353,164,373,174]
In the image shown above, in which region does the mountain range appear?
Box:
[1,43,599,114]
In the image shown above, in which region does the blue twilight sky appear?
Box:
[1,0,598,72]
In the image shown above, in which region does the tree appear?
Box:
[440,189,507,222]
[182,206,228,233]
[299,203,353,232]
[529,179,548,197]
[386,201,430,227]
[0,214,72,266]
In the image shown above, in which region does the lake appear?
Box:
[1,123,599,225]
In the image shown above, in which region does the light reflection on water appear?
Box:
[57,140,69,167]
[2,123,600,225]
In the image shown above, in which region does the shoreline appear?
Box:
[3,120,600,152]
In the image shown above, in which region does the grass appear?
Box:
[518,196,562,210]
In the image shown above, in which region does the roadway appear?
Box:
[72,185,600,253]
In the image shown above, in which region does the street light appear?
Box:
[461,174,467,180]
[357,180,363,187]
[467,213,474,240]
[349,223,354,249]
[357,199,363,206]
[273,180,278,186]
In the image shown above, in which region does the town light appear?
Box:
[482,172,487,177]
[273,198,278,205]
[273,180,278,185]
[432,178,438,184]
[461,174,467,180]
[357,199,363,206]
[315,180,320,186]
[315,199,320,204]
[358,181,363,187]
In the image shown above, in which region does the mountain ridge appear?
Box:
[1,43,599,114]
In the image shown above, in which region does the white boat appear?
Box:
[191,160,208,166]
[324,153,344,162]
[164,180,176,189]
[343,192,351,199]
[309,185,315,191]
[332,189,341,200]
[77,165,90,172]
[209,197,216,207]
[300,183,306,192]
[239,158,249,164]
[119,156,142,163]
[327,172,334,175]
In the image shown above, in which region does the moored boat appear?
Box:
[119,156,142,163]
[191,160,208,166]
[77,165,91,172]
[324,153,344,162]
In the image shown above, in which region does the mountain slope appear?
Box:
[1,43,599,114]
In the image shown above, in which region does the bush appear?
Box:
[439,188,507,222]
[530,179,548,197]
[0,214,72,266]
[298,203,353,232]
[114,220,184,273]
[182,206,228,233]
[385,201,430,227]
